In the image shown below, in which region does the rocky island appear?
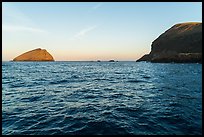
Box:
[109,60,115,62]
[137,22,202,63]
[13,48,54,61]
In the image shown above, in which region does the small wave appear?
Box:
[162,86,172,90]
[127,79,147,83]
[110,93,124,98]
[51,71,58,73]
[34,78,47,81]
[53,90,62,93]
[143,76,151,79]
[50,79,69,84]
[94,78,108,81]
[66,122,87,134]
[71,75,80,79]
[21,96,42,102]
[101,111,112,116]
[115,72,123,74]
[2,81,12,84]
[178,94,198,99]
[84,95,97,99]
[104,88,114,91]
[9,82,25,88]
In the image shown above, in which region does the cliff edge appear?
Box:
[137,22,202,63]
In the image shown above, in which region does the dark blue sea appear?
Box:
[2,61,202,135]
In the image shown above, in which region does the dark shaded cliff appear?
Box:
[137,22,202,63]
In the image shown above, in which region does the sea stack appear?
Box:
[13,48,54,61]
[137,22,202,63]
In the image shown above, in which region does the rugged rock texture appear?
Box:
[13,48,54,61]
[137,22,202,63]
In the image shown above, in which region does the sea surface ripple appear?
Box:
[2,61,202,135]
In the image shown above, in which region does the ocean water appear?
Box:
[2,61,202,135]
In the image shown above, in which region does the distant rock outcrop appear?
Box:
[109,60,115,62]
[13,48,54,61]
[137,22,202,63]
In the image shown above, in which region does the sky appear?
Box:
[2,2,202,61]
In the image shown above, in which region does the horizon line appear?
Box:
[2,60,138,62]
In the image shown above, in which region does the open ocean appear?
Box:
[2,61,202,135]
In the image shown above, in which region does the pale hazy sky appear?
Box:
[2,2,202,61]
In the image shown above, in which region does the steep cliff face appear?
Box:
[13,48,54,61]
[137,22,202,63]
